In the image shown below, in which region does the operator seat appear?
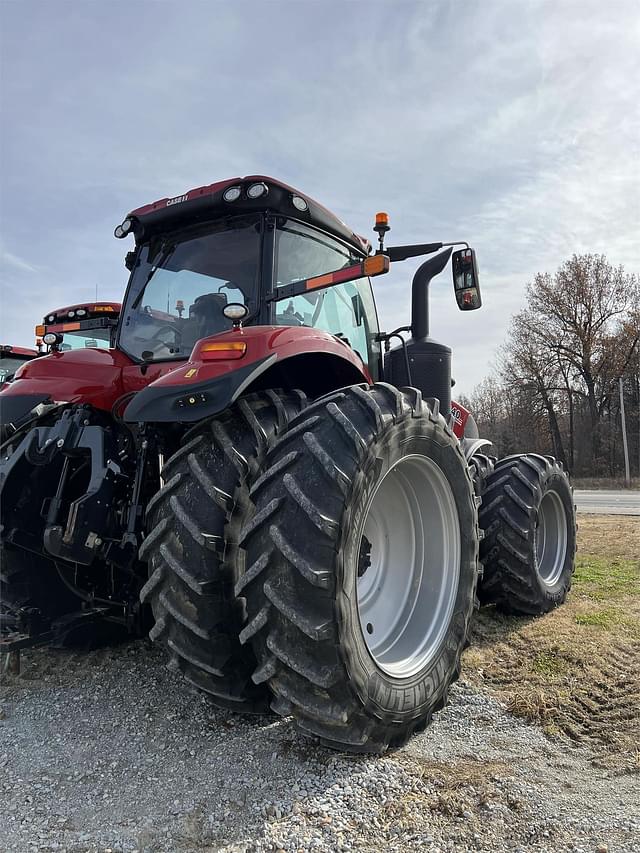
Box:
[184,293,229,346]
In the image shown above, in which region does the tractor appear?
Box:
[0,304,122,444]
[0,345,38,388]
[37,301,121,353]
[0,176,576,752]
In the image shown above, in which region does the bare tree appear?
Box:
[500,310,569,468]
[522,255,637,471]
[469,255,639,478]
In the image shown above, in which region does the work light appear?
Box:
[223,186,241,202]
[247,182,268,199]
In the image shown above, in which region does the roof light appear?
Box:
[67,310,76,318]
[291,195,308,212]
[375,212,389,227]
[247,182,268,199]
[48,315,55,323]
[114,217,134,239]
[76,308,87,317]
[223,186,242,202]
[94,305,115,312]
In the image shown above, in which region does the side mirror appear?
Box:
[452,248,482,310]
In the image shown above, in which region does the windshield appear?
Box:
[119,214,262,362]
[58,328,112,351]
[0,355,33,383]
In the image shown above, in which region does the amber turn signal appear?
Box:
[363,255,390,276]
[200,341,247,360]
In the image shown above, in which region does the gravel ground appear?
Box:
[1,640,638,853]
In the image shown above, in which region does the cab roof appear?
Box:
[43,302,121,323]
[0,345,38,357]
[126,175,371,256]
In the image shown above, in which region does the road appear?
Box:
[574,489,640,515]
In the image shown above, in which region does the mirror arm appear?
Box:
[386,240,469,262]
[386,243,442,262]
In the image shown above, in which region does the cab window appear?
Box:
[273,221,380,374]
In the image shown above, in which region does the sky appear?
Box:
[1,0,638,395]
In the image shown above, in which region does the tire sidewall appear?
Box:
[335,417,477,721]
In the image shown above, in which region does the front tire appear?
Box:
[237,384,480,752]
[478,453,576,614]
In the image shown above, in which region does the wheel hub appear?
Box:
[356,454,461,678]
[535,489,568,586]
[357,535,372,578]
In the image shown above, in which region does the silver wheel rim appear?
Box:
[535,489,568,586]
[356,454,460,678]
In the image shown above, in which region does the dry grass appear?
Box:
[388,756,510,820]
[464,516,640,772]
[576,514,640,561]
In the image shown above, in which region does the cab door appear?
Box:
[272,219,382,378]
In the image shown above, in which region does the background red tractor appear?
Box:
[0,345,38,388]
[0,176,576,751]
[37,301,121,352]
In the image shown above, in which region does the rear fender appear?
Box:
[123,325,370,423]
[450,399,492,458]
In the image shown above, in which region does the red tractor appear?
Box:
[0,177,576,752]
[37,301,121,352]
[0,345,38,388]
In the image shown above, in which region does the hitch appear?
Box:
[1,406,136,567]
[0,606,110,674]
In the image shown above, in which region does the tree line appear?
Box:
[463,254,639,480]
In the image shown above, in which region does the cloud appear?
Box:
[0,248,39,275]
[0,0,638,394]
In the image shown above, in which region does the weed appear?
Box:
[531,650,567,676]
[573,557,638,601]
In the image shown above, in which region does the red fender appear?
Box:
[1,326,371,426]
[122,325,371,422]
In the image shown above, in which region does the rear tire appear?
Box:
[140,390,307,713]
[469,451,496,498]
[237,384,479,752]
[478,453,576,614]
